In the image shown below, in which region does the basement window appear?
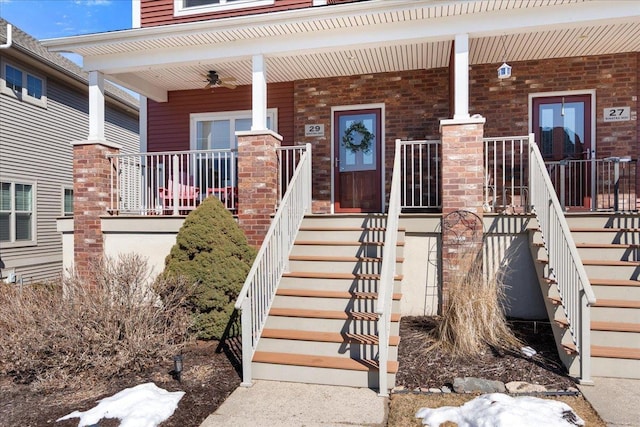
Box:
[174,0,274,16]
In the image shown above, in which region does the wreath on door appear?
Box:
[342,121,374,154]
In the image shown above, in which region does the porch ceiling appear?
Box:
[43,0,640,100]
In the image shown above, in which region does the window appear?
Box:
[63,188,73,216]
[175,0,274,16]
[1,60,47,107]
[0,181,35,245]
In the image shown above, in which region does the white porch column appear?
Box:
[251,54,267,131]
[88,70,106,141]
[453,33,470,120]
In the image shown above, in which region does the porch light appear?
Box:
[498,62,512,79]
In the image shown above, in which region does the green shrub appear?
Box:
[163,196,257,340]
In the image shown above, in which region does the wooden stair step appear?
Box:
[294,240,405,247]
[570,227,640,232]
[590,278,640,287]
[299,226,404,232]
[269,307,401,322]
[282,271,403,280]
[289,255,402,263]
[582,259,640,266]
[276,288,401,300]
[253,351,399,373]
[547,296,562,306]
[576,243,640,249]
[261,328,400,346]
[592,299,640,309]
[592,346,640,360]
[591,321,640,333]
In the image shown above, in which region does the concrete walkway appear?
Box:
[578,377,640,427]
[199,380,387,427]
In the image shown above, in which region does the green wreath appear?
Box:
[342,121,374,154]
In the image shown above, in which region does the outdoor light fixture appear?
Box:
[173,355,183,382]
[497,35,512,79]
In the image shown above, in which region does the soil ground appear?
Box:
[0,317,605,426]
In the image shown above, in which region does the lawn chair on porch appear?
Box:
[158,178,200,215]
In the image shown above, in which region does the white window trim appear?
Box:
[174,0,275,17]
[0,179,37,248]
[189,108,278,150]
[0,59,47,108]
[62,186,74,217]
[528,89,597,156]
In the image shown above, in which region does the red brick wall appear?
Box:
[470,53,639,159]
[294,69,451,212]
[147,82,294,152]
[72,142,119,284]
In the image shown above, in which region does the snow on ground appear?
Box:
[57,382,184,427]
[416,393,584,427]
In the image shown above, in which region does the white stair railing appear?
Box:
[235,143,312,386]
[376,140,403,397]
[528,133,596,383]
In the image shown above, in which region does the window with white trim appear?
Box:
[0,181,35,244]
[175,0,274,16]
[0,60,47,107]
[63,187,74,216]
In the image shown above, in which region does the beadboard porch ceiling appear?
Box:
[42,0,640,101]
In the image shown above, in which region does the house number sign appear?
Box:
[603,106,630,122]
[305,124,325,137]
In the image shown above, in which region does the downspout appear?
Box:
[0,24,12,49]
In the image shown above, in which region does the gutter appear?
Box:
[0,24,12,49]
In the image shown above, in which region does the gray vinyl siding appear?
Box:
[0,53,139,284]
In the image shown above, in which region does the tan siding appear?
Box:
[141,0,312,27]
[147,82,293,151]
[0,54,139,284]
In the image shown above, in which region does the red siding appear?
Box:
[141,0,312,27]
[147,82,294,152]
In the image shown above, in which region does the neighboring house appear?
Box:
[44,1,639,392]
[0,19,139,284]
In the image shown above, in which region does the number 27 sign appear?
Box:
[603,107,630,122]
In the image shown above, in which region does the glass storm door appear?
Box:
[333,109,382,212]
[533,95,592,210]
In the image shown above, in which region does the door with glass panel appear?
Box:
[333,109,382,212]
[532,95,592,210]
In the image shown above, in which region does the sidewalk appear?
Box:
[199,380,387,427]
[578,377,640,427]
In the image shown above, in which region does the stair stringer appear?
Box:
[527,229,581,378]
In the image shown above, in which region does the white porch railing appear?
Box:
[528,133,596,383]
[107,149,237,215]
[376,140,403,397]
[235,143,312,386]
[277,145,309,202]
[483,136,530,213]
[400,140,441,210]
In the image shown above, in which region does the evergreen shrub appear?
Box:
[163,196,256,340]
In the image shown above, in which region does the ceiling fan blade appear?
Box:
[219,76,237,82]
[219,81,237,89]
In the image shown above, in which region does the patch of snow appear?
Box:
[521,346,537,357]
[416,393,584,427]
[57,382,184,427]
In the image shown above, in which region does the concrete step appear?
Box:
[591,322,640,349]
[291,240,404,258]
[272,289,401,312]
[251,351,397,388]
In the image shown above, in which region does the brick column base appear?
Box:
[72,140,120,285]
[439,117,485,312]
[236,130,282,247]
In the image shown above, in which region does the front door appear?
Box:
[333,109,382,212]
[532,94,592,210]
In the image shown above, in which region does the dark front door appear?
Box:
[333,109,382,213]
[533,94,592,210]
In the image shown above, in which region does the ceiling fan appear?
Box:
[204,70,237,89]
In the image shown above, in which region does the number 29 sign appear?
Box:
[603,107,631,122]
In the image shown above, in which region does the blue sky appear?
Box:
[0,0,132,40]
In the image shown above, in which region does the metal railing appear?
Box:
[546,157,638,212]
[376,140,402,397]
[107,149,237,215]
[277,145,309,202]
[400,140,441,210]
[484,136,530,213]
[235,143,312,386]
[528,133,596,383]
